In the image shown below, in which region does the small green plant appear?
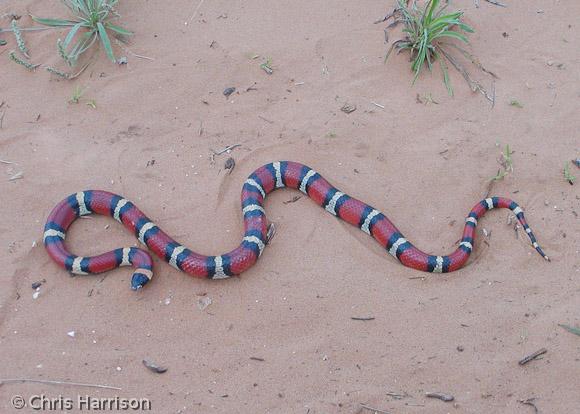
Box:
[490,144,513,181]
[69,85,85,103]
[383,0,495,99]
[260,57,273,74]
[509,99,523,108]
[563,162,576,185]
[32,0,132,66]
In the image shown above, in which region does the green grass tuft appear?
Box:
[563,162,576,185]
[384,0,487,96]
[32,0,132,66]
[490,144,513,181]
[509,99,523,108]
[69,85,85,103]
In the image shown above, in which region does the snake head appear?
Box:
[131,268,152,290]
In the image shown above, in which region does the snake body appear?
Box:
[43,161,549,290]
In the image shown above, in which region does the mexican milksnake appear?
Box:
[44,161,549,289]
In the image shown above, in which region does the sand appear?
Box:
[1,0,579,413]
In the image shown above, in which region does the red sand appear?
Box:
[1,1,579,412]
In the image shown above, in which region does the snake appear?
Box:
[43,161,549,290]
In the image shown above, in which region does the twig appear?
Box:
[187,0,206,24]
[351,317,375,321]
[283,195,302,204]
[0,158,14,164]
[0,26,51,33]
[266,223,276,244]
[437,47,494,103]
[385,391,408,399]
[518,348,547,365]
[258,115,274,124]
[371,102,385,109]
[209,144,241,163]
[484,0,507,7]
[8,171,23,181]
[114,39,154,61]
[426,392,454,402]
[442,42,498,79]
[249,357,265,362]
[518,398,539,414]
[373,9,397,24]
[360,403,390,414]
[211,144,241,156]
[0,378,121,390]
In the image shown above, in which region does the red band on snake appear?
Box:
[43,161,549,290]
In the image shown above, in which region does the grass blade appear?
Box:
[559,324,580,336]
[32,16,78,27]
[97,22,115,62]
[432,30,469,43]
[63,22,85,49]
[105,23,132,36]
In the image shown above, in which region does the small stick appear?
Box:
[484,0,507,7]
[373,10,396,24]
[114,39,154,61]
[187,0,206,24]
[518,348,547,365]
[437,47,494,103]
[249,357,265,362]
[0,27,51,33]
[211,144,241,156]
[518,398,539,414]
[283,195,302,204]
[0,111,4,129]
[371,102,385,109]
[0,158,14,164]
[385,391,407,399]
[426,392,454,402]
[360,403,390,414]
[209,144,241,163]
[8,171,23,181]
[266,223,276,244]
[0,378,121,390]
[258,115,274,124]
[351,317,375,321]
